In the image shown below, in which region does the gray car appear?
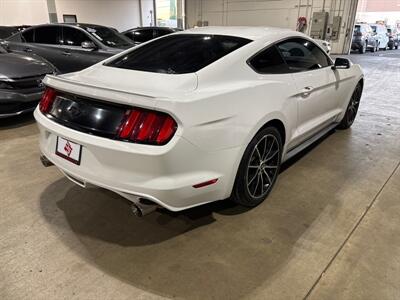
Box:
[5,23,134,74]
[0,44,55,118]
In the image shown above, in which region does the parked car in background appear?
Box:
[369,23,389,50]
[35,27,363,215]
[352,23,378,53]
[122,26,182,44]
[5,23,134,74]
[387,26,399,50]
[0,25,30,39]
[0,44,55,118]
[314,39,331,54]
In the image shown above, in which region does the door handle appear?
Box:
[62,51,71,56]
[24,47,32,52]
[301,86,314,98]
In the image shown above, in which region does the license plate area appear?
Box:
[56,136,82,165]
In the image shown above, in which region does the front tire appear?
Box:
[231,127,282,207]
[337,83,363,130]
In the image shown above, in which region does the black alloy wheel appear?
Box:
[338,82,363,129]
[231,127,282,207]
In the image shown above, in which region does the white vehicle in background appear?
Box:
[35,27,364,216]
[314,39,331,54]
[369,23,389,50]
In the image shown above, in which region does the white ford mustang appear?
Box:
[35,26,363,215]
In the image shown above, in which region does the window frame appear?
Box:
[247,36,334,75]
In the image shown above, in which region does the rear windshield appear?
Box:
[105,34,252,74]
[84,25,133,48]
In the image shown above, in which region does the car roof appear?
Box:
[122,27,179,33]
[182,26,297,41]
[25,23,114,30]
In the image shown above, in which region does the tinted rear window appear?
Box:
[105,34,252,74]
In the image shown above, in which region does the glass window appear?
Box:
[131,29,155,43]
[277,38,331,72]
[154,28,174,38]
[249,45,288,74]
[34,26,61,44]
[105,34,252,74]
[83,25,133,48]
[62,27,90,46]
[21,28,34,42]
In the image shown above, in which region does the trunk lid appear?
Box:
[57,64,198,100]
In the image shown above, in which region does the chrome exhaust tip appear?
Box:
[40,155,53,167]
[131,198,158,217]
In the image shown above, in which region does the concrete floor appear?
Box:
[1,51,399,300]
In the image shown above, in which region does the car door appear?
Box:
[60,26,110,73]
[277,38,340,144]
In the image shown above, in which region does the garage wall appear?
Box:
[185,0,359,54]
[0,0,49,25]
[55,0,141,31]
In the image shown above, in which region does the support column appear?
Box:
[46,0,58,23]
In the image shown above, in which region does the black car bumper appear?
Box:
[0,89,43,118]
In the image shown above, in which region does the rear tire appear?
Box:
[337,83,363,130]
[231,127,282,207]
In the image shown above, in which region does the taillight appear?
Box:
[118,108,177,145]
[39,87,57,114]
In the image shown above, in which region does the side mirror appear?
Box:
[81,41,96,50]
[332,58,351,70]
[0,40,10,52]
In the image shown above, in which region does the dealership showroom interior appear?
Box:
[1,0,400,299]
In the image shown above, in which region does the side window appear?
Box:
[249,45,288,74]
[131,29,154,43]
[34,26,61,44]
[62,27,90,46]
[277,38,331,72]
[21,29,34,42]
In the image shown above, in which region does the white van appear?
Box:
[369,23,389,50]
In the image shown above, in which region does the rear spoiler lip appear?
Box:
[43,74,156,99]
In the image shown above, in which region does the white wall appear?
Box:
[55,0,141,31]
[0,0,49,25]
[185,0,359,54]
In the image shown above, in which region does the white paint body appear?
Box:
[35,26,364,211]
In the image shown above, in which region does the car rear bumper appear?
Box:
[34,108,240,211]
[0,89,43,118]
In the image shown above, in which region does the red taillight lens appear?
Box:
[39,87,57,114]
[118,108,177,145]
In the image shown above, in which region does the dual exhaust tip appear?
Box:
[40,155,158,217]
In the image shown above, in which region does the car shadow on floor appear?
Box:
[0,113,35,129]
[38,128,339,299]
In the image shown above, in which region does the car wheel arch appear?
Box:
[225,117,287,199]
